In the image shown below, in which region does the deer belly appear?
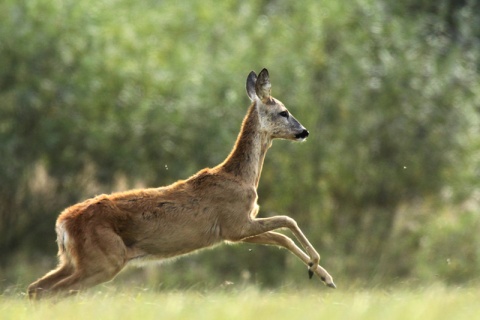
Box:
[129,215,222,258]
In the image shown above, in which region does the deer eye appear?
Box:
[279,111,289,118]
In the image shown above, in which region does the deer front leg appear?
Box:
[233,215,326,282]
[242,231,336,288]
[260,216,320,274]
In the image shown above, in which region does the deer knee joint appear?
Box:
[283,216,298,229]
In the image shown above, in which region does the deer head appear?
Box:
[246,68,309,141]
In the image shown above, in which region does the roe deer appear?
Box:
[27,68,336,299]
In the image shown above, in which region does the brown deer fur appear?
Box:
[27,69,335,299]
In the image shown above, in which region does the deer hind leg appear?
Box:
[46,266,120,298]
[241,231,335,288]
[28,226,128,300]
[27,263,74,300]
[50,227,128,297]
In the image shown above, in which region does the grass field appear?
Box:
[1,284,479,320]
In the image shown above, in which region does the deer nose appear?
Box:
[295,129,309,140]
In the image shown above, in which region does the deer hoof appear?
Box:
[308,269,314,279]
[327,281,337,289]
[308,262,314,279]
[320,276,336,289]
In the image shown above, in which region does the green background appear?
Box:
[1,0,479,291]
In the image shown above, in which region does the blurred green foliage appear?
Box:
[1,0,479,290]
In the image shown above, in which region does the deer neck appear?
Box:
[220,102,272,187]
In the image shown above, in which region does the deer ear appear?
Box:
[246,71,257,101]
[255,68,271,100]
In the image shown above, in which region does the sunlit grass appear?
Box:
[1,285,479,320]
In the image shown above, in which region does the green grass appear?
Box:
[1,285,479,320]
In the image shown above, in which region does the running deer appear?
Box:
[27,68,336,299]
